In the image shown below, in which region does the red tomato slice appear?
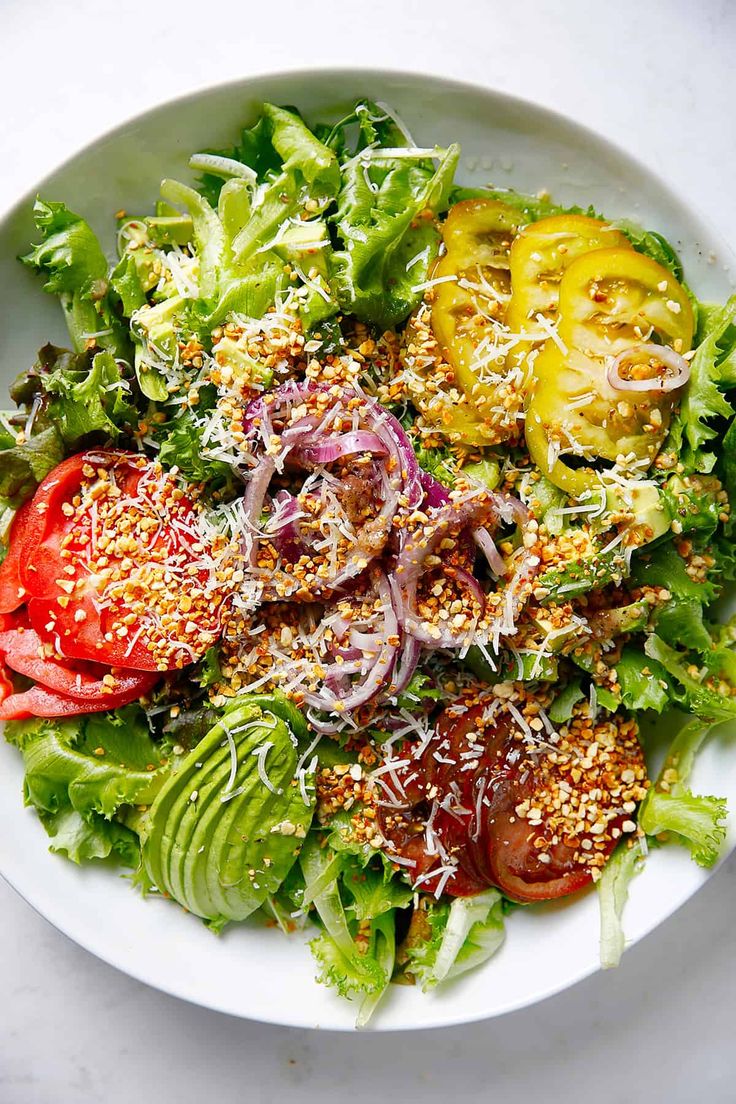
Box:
[0,685,149,721]
[13,449,221,671]
[0,625,158,703]
[0,663,12,705]
[19,451,144,601]
[0,502,36,614]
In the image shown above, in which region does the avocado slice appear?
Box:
[142,697,315,926]
[159,703,262,911]
[623,481,672,543]
[141,708,248,895]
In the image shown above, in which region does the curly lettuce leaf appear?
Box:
[406,890,505,990]
[0,424,64,508]
[614,646,671,713]
[21,199,130,359]
[537,546,625,604]
[549,681,585,724]
[394,670,443,711]
[414,442,458,489]
[340,857,413,922]
[329,142,459,328]
[194,114,282,206]
[154,398,238,496]
[640,789,726,867]
[662,473,725,538]
[4,708,167,867]
[632,539,721,604]
[612,220,685,279]
[300,833,393,1020]
[229,104,340,266]
[644,635,736,721]
[40,806,140,867]
[110,252,149,315]
[12,344,138,445]
[159,107,340,332]
[523,473,568,536]
[5,707,169,820]
[680,295,736,471]
[653,597,713,653]
[637,717,726,868]
[598,712,725,969]
[0,344,139,507]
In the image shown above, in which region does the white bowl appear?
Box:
[1,68,735,1032]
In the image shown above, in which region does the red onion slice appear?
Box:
[473,526,506,577]
[295,430,388,465]
[388,635,422,698]
[419,470,452,509]
[606,343,690,393]
[301,570,400,714]
[241,456,276,568]
[239,381,422,600]
[267,490,309,564]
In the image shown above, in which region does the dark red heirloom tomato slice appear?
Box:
[0,625,158,704]
[378,696,648,904]
[0,502,36,614]
[16,450,221,672]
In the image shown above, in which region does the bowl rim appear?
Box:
[1,65,735,1033]
[2,64,734,260]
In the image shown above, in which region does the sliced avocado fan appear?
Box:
[142,694,315,930]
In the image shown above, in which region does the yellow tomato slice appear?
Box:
[557,247,694,357]
[524,248,693,496]
[430,199,525,439]
[527,340,678,467]
[506,215,631,331]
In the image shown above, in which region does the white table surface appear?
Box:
[1,0,735,1098]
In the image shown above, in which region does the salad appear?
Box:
[2,99,736,1024]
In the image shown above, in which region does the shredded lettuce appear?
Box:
[598,839,645,969]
